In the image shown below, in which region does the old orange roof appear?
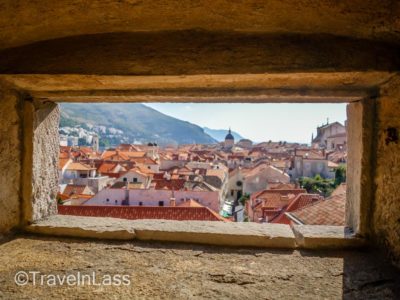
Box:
[58,205,228,221]
[66,162,95,171]
[176,199,204,208]
[130,157,158,164]
[152,179,186,190]
[331,183,346,196]
[287,194,345,226]
[62,184,88,196]
[59,158,71,169]
[59,152,70,159]
[98,162,119,173]
[102,150,146,161]
[252,188,306,200]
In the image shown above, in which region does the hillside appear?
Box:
[203,127,245,142]
[60,103,217,146]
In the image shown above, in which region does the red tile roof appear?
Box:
[98,162,119,174]
[58,205,227,221]
[268,183,296,190]
[176,199,203,208]
[251,188,306,200]
[284,194,323,213]
[62,184,91,196]
[59,158,71,169]
[270,193,322,224]
[152,179,186,190]
[286,193,346,226]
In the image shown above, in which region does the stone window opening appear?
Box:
[0,71,384,252]
[28,97,367,238]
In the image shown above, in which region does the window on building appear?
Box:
[158,201,164,207]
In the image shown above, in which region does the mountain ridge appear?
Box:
[59,103,217,146]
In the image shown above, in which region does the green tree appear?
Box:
[299,175,336,197]
[334,165,346,186]
[238,193,250,206]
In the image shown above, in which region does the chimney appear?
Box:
[169,189,176,206]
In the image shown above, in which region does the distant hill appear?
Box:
[203,127,245,142]
[60,103,217,146]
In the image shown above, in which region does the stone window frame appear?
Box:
[0,72,387,245]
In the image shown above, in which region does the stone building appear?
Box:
[312,121,347,149]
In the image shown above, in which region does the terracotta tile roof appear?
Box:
[176,199,204,208]
[59,158,71,169]
[295,149,325,159]
[284,194,323,213]
[62,184,90,196]
[130,157,158,165]
[101,150,146,161]
[66,162,96,171]
[58,205,227,221]
[270,213,292,224]
[152,173,167,180]
[137,164,157,174]
[286,193,345,225]
[269,193,322,224]
[331,183,346,197]
[152,179,186,190]
[98,162,119,173]
[59,152,70,159]
[252,188,306,200]
[258,194,291,209]
[268,183,297,190]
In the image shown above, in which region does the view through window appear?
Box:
[58,103,347,225]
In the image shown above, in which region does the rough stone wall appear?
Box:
[31,102,59,222]
[373,75,400,267]
[0,0,399,50]
[0,88,22,234]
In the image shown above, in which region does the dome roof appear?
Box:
[225,128,234,140]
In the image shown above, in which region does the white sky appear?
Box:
[145,103,347,144]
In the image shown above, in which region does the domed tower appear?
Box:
[224,128,235,149]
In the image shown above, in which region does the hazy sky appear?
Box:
[145,103,347,144]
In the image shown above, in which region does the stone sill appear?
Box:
[25,215,366,249]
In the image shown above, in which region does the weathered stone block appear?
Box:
[132,220,296,248]
[23,101,60,223]
[0,88,22,234]
[292,225,366,249]
[26,215,136,240]
[373,75,400,268]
